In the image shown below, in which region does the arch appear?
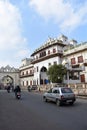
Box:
[40,66,49,85]
[1,75,14,89]
[0,65,19,90]
[40,66,47,72]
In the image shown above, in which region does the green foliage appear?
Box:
[47,64,67,83]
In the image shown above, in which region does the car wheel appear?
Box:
[56,99,61,106]
[43,96,47,102]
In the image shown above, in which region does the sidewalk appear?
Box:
[76,95,87,99]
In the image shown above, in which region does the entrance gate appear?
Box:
[0,65,19,89]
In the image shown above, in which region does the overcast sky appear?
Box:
[0,0,87,68]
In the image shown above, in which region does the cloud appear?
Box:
[29,0,87,32]
[0,0,29,67]
[15,49,30,58]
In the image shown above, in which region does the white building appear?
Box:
[19,58,34,89]
[63,42,87,84]
[19,35,87,89]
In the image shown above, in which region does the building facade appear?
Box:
[19,35,87,90]
[19,58,34,89]
[0,65,19,89]
[63,41,87,84]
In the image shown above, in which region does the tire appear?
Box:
[43,96,47,102]
[56,99,61,106]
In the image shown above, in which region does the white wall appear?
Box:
[33,56,61,85]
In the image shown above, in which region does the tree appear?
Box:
[47,64,67,83]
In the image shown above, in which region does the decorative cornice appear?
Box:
[31,39,66,56]
[0,65,19,72]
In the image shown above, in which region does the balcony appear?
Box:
[65,63,84,72]
[31,50,63,64]
[64,79,81,84]
[71,67,83,72]
[66,67,83,72]
[64,42,87,56]
[20,73,34,78]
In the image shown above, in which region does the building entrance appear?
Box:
[0,65,19,89]
[1,75,13,89]
[40,66,49,85]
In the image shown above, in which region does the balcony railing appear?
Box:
[32,50,63,63]
[64,79,81,84]
[20,73,34,78]
[64,42,87,55]
[65,64,84,71]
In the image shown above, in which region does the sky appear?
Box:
[0,0,87,68]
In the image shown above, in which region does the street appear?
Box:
[0,90,87,130]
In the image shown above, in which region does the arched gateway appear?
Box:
[0,65,19,89]
[40,66,49,85]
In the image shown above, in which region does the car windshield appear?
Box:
[61,88,73,93]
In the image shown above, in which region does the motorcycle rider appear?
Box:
[14,85,21,98]
[7,85,10,93]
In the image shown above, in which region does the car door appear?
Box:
[51,89,59,102]
[46,89,53,101]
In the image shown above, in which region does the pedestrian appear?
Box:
[7,85,10,93]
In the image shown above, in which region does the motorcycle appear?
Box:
[15,92,21,99]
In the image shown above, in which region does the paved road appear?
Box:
[0,90,87,130]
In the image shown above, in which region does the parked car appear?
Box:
[31,85,37,90]
[28,85,37,92]
[43,87,76,106]
[27,86,32,92]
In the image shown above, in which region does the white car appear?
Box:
[43,87,76,106]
